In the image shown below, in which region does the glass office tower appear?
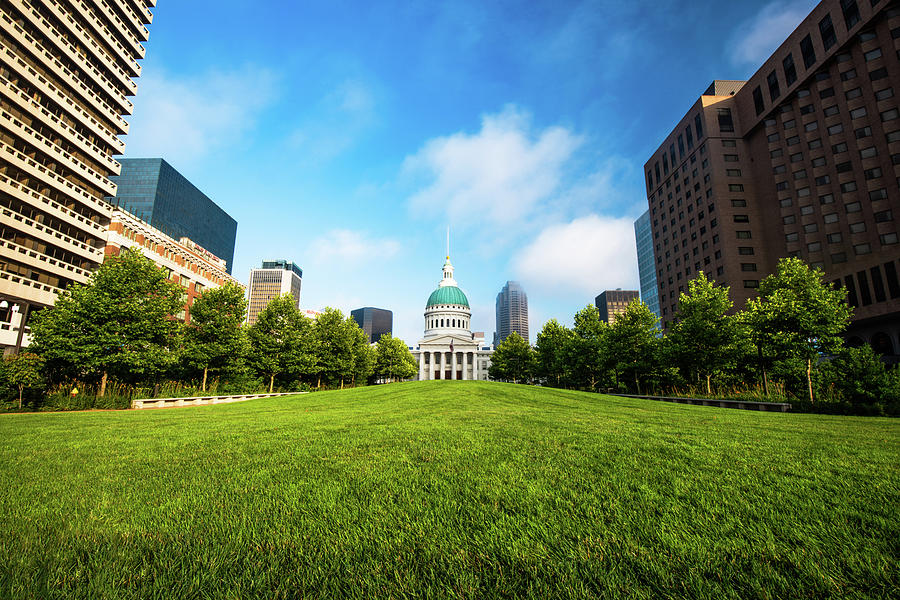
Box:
[634,210,661,324]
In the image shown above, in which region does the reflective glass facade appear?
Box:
[108,159,238,273]
[634,210,661,324]
[351,307,393,344]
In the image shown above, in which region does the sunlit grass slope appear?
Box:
[0,381,897,599]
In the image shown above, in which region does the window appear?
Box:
[846,88,862,100]
[865,167,883,179]
[784,119,796,129]
[827,232,842,243]
[800,104,815,115]
[718,108,734,132]
[777,181,789,191]
[820,87,835,99]
[794,169,808,180]
[828,123,844,135]
[736,231,751,239]
[833,142,848,153]
[739,263,758,272]
[767,132,781,142]
[815,175,831,185]
[875,87,894,100]
[738,247,755,255]
[881,233,899,245]
[855,243,871,255]
[801,34,817,68]
[731,199,747,207]
[801,204,814,215]
[841,181,858,193]
[724,154,739,162]
[815,70,830,82]
[753,86,765,115]
[783,215,797,225]
[678,135,685,157]
[875,210,893,222]
[841,68,858,81]
[771,148,784,158]
[881,108,899,121]
[790,152,803,163]
[859,31,877,42]
[869,188,888,200]
[888,130,900,142]
[804,223,819,233]
[734,215,749,223]
[787,135,800,145]
[860,146,877,159]
[780,197,793,207]
[744,280,759,288]
[686,125,694,149]
[841,0,861,29]
[865,48,883,61]
[695,114,704,139]
[820,193,835,204]
[824,212,839,223]
[812,156,827,167]
[831,252,847,263]
[767,71,780,101]
[808,242,822,252]
[824,105,840,117]
[856,126,872,138]
[846,201,862,212]
[850,107,867,119]
[870,67,888,81]
[819,14,837,50]
[783,53,798,85]
[797,88,811,98]
[786,232,799,242]
[726,169,742,177]
[728,184,744,192]
[809,138,823,149]
[837,161,853,173]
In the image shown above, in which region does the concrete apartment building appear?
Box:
[494,280,529,345]
[644,0,900,358]
[246,260,303,326]
[105,209,243,323]
[0,0,155,352]
[595,289,640,325]
[351,307,392,344]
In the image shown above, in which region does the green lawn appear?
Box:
[1,381,897,599]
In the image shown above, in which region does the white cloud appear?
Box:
[309,229,400,264]
[404,105,582,227]
[730,1,818,68]
[123,66,276,163]
[513,215,638,297]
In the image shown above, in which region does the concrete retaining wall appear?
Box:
[131,392,305,410]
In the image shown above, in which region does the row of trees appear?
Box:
[488,258,898,414]
[10,249,418,403]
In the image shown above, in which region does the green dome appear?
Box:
[426,285,469,308]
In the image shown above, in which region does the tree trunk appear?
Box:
[99,371,108,398]
[807,357,814,404]
[706,373,712,396]
[317,375,321,389]
[762,367,769,397]
[340,378,344,390]
[202,366,208,392]
[268,374,274,394]
[18,385,23,410]
[635,374,641,395]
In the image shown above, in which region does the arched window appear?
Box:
[452,319,456,327]
[440,319,444,327]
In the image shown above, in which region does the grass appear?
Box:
[0,381,897,599]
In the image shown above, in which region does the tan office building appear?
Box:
[645,0,900,359]
[246,260,303,326]
[0,0,155,352]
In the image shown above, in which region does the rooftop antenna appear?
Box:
[446,226,450,259]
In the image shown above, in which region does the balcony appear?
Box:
[78,0,147,58]
[0,174,108,238]
[0,205,105,262]
[0,237,94,283]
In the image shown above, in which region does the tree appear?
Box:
[606,301,659,394]
[535,319,574,388]
[567,306,609,392]
[666,272,743,395]
[374,335,417,382]
[246,294,314,393]
[348,323,375,386]
[313,308,356,388]
[183,282,248,391]
[488,331,535,384]
[5,352,44,409]
[746,257,851,403]
[29,248,184,395]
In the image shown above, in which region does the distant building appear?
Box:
[595,290,640,324]
[494,281,529,345]
[105,210,243,322]
[351,307,393,344]
[246,260,303,326]
[634,211,661,324]
[108,158,238,274]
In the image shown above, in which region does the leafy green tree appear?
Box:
[314,308,356,388]
[247,294,315,392]
[535,319,573,388]
[349,323,375,386]
[666,272,743,395]
[746,257,851,403]
[489,331,535,383]
[5,352,44,409]
[817,345,898,414]
[183,282,248,391]
[374,335,417,382]
[606,300,659,394]
[29,248,184,395]
[567,306,610,392]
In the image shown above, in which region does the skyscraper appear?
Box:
[645,0,899,358]
[0,0,155,352]
[494,281,529,345]
[246,260,303,326]
[107,158,238,273]
[634,210,661,323]
[595,290,640,324]
[351,307,393,344]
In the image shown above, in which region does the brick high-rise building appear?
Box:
[645,0,900,359]
[0,0,155,352]
[494,280,529,345]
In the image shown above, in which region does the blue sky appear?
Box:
[122,0,818,345]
